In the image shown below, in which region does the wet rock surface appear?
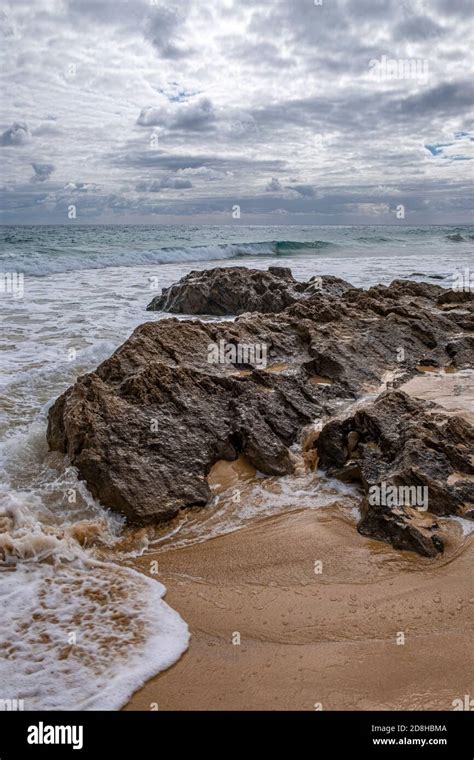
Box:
[48,270,474,551]
[317,390,474,556]
[146,266,353,315]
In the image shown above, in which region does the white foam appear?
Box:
[151,466,360,552]
[0,411,189,710]
[452,516,474,536]
[0,559,189,710]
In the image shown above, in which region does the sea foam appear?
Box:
[0,558,189,710]
[0,416,189,711]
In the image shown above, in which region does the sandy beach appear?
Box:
[123,372,474,712]
[124,505,473,711]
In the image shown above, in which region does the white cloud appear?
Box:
[137,97,216,131]
[136,176,193,191]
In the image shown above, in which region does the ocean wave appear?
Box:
[409,272,446,280]
[356,235,397,243]
[445,233,474,242]
[0,240,335,276]
[1,234,35,244]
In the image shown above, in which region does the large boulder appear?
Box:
[47,316,333,523]
[146,266,353,315]
[316,390,474,556]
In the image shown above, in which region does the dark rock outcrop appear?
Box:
[48,271,474,547]
[146,266,353,315]
[438,288,474,305]
[316,391,474,556]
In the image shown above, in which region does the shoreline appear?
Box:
[123,506,473,711]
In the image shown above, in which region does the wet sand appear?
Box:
[123,372,474,711]
[401,370,474,425]
[124,507,472,711]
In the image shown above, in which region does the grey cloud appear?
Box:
[433,0,473,16]
[346,0,397,19]
[31,162,55,182]
[114,148,286,174]
[400,81,474,115]
[65,0,148,25]
[394,15,446,41]
[33,123,63,137]
[136,107,166,127]
[66,0,192,59]
[266,177,282,192]
[160,176,192,189]
[218,39,296,71]
[0,9,15,37]
[290,184,316,198]
[2,175,472,224]
[1,121,30,146]
[144,2,192,59]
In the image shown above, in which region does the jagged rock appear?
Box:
[47,317,334,523]
[438,289,474,305]
[146,266,353,315]
[445,336,474,368]
[146,266,300,315]
[48,272,473,528]
[316,390,474,556]
[358,503,445,558]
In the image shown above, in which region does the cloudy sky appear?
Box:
[0,0,473,224]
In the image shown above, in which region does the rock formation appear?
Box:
[48,269,474,554]
[146,266,353,315]
[316,390,474,557]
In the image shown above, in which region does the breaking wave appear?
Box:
[445,233,474,242]
[0,240,335,276]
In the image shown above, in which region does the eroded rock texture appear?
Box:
[146,266,353,315]
[317,390,474,557]
[48,271,474,555]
